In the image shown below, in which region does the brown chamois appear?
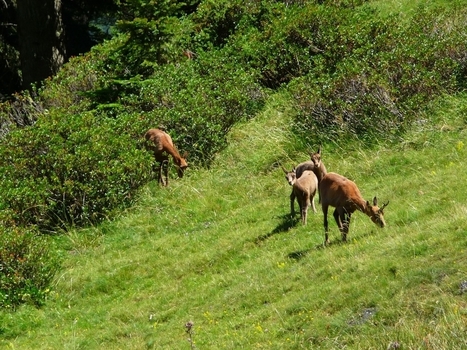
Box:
[281,167,318,224]
[319,172,388,245]
[144,128,188,186]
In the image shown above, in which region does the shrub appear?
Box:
[0,92,45,138]
[0,110,152,230]
[290,71,404,144]
[288,4,467,144]
[0,225,59,309]
[86,50,267,166]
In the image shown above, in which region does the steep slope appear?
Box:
[1,92,466,349]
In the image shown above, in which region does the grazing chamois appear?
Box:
[319,172,388,245]
[281,167,318,224]
[144,128,188,186]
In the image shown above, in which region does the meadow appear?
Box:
[1,91,466,349]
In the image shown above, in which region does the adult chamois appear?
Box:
[144,128,188,186]
[320,172,388,245]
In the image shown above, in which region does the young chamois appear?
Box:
[144,128,188,186]
[282,167,318,224]
[319,172,388,245]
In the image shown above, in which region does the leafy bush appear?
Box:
[288,4,467,144]
[118,52,267,164]
[290,72,404,144]
[0,225,59,308]
[0,16,266,231]
[0,110,152,230]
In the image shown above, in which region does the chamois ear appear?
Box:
[182,151,188,159]
[373,196,378,206]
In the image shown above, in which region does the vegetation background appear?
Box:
[0,0,466,348]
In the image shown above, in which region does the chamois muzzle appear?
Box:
[177,166,187,178]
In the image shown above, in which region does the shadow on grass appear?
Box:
[255,213,298,244]
[287,235,349,261]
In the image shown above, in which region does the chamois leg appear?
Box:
[311,194,317,213]
[333,208,343,231]
[151,161,159,182]
[156,161,165,186]
[161,159,169,186]
[341,211,351,242]
[301,198,308,225]
[290,191,296,217]
[334,207,350,242]
[322,204,330,245]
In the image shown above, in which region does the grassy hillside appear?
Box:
[1,91,466,349]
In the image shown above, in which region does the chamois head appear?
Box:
[310,146,322,168]
[175,151,188,178]
[281,165,297,186]
[365,197,389,228]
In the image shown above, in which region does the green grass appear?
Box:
[1,91,467,349]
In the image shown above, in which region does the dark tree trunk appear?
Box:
[16,0,66,90]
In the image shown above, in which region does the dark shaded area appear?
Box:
[61,0,116,58]
[0,0,117,96]
[255,214,297,244]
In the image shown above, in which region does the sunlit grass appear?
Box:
[1,89,466,349]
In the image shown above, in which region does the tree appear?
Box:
[16,0,66,90]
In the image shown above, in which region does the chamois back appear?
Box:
[294,161,316,179]
[292,170,319,224]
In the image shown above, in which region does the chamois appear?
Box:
[282,146,327,181]
[282,167,318,224]
[309,146,327,183]
[281,146,327,217]
[144,128,188,186]
[319,172,388,245]
[293,170,319,225]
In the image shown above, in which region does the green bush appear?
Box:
[0,225,59,309]
[0,19,266,231]
[288,4,467,144]
[0,110,151,230]
[121,52,267,164]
